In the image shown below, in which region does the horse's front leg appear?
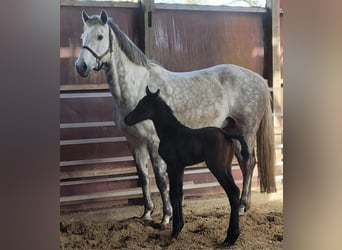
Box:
[147,143,173,225]
[168,166,185,239]
[127,140,154,220]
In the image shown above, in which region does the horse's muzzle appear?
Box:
[75,59,89,77]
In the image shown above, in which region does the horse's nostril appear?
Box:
[82,63,88,71]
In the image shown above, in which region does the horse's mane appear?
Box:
[156,96,174,115]
[107,18,151,68]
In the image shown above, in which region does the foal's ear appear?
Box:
[146,86,152,95]
[100,9,108,24]
[82,10,90,24]
[154,89,160,97]
[146,86,160,97]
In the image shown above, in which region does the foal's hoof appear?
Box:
[223,231,240,246]
[171,232,179,239]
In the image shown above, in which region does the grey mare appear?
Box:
[75,10,276,225]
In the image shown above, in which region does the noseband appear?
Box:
[82,25,113,71]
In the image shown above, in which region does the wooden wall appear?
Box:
[60,0,283,212]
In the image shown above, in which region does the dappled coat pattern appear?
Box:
[75,10,276,226]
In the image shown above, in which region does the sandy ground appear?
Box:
[60,189,283,249]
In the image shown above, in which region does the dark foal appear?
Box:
[124,87,249,246]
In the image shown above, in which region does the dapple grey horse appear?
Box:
[75,10,276,226]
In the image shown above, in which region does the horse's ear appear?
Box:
[155,89,160,97]
[146,86,152,95]
[82,10,90,24]
[100,9,108,24]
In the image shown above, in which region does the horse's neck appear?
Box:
[152,103,186,140]
[104,47,148,111]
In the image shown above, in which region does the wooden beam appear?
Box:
[60,0,139,8]
[155,3,267,13]
[266,0,283,165]
[143,0,155,59]
[60,84,109,91]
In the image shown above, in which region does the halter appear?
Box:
[82,25,113,71]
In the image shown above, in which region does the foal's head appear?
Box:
[124,86,160,126]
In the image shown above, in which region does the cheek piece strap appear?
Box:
[82,25,113,71]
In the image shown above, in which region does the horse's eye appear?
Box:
[97,35,103,41]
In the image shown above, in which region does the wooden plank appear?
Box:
[60,167,241,188]
[60,177,270,207]
[60,84,109,91]
[60,0,140,8]
[60,199,129,212]
[60,92,112,98]
[60,182,224,205]
[60,126,122,140]
[60,187,143,205]
[60,165,137,180]
[60,141,132,162]
[60,175,139,186]
[60,121,115,128]
[60,156,134,167]
[60,96,114,123]
[60,137,127,146]
[155,3,267,13]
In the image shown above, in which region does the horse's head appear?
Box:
[75,10,112,77]
[124,86,160,126]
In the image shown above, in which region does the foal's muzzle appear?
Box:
[124,115,134,126]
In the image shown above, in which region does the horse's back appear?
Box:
[148,63,269,133]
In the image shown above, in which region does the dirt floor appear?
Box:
[60,189,283,249]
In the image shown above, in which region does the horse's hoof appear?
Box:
[141,210,154,221]
[239,204,250,215]
[161,214,172,226]
[239,206,246,216]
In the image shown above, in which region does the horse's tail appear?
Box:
[257,92,277,193]
[222,130,249,162]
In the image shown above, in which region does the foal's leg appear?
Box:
[147,143,173,225]
[207,159,240,245]
[168,166,185,238]
[127,140,154,220]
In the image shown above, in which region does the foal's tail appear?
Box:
[257,93,277,193]
[222,130,249,162]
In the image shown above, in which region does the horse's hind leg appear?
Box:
[223,120,256,214]
[127,141,154,220]
[147,143,173,225]
[235,144,256,214]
